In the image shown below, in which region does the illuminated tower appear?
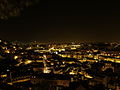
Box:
[43,55,49,73]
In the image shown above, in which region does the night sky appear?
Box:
[0,1,120,42]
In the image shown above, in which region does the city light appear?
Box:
[14,56,18,60]
[5,50,10,53]
[25,60,32,64]
[0,74,7,78]
[0,39,120,90]
[0,0,120,89]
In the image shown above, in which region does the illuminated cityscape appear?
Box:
[1,0,120,90]
[0,39,120,89]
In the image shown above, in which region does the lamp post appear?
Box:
[7,69,13,84]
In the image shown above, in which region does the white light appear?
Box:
[55,52,58,54]
[7,69,10,72]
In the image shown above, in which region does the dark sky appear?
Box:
[0,1,120,42]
